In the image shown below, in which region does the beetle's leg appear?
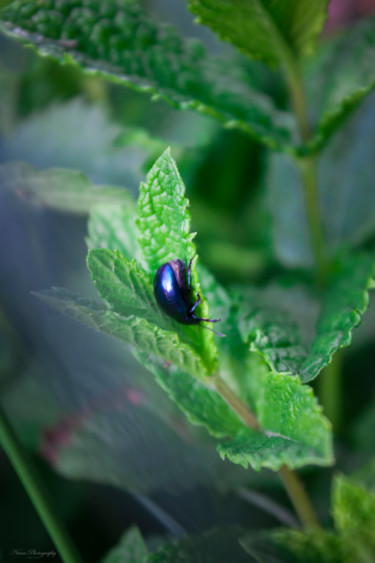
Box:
[189,292,201,314]
[187,258,193,291]
[190,313,221,323]
[197,323,226,337]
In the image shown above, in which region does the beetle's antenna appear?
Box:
[198,323,226,337]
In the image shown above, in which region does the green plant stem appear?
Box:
[0,405,83,563]
[279,466,321,529]
[284,58,327,286]
[213,376,320,529]
[299,156,327,286]
[318,353,343,433]
[213,376,260,430]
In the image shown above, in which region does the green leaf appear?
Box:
[102,527,148,563]
[0,99,154,188]
[87,247,215,364]
[243,475,375,562]
[141,353,332,472]
[36,288,208,379]
[0,0,295,151]
[238,253,375,382]
[149,527,250,563]
[137,353,246,440]
[136,148,219,373]
[333,475,375,538]
[242,528,343,563]
[87,203,145,266]
[137,148,196,274]
[300,254,375,381]
[0,161,133,214]
[87,248,161,325]
[305,16,375,153]
[269,98,375,267]
[217,370,333,471]
[36,286,332,471]
[188,0,329,68]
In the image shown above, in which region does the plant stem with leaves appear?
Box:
[285,59,328,286]
[213,375,321,529]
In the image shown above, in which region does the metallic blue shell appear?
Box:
[154,260,195,324]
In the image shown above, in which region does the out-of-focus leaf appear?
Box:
[0,0,296,151]
[87,202,145,267]
[0,161,133,213]
[102,527,148,563]
[305,16,375,153]
[243,475,375,562]
[269,96,375,268]
[188,0,329,68]
[0,99,156,189]
[238,253,375,383]
[149,527,250,563]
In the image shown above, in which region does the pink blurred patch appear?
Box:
[327,0,375,30]
[41,385,147,464]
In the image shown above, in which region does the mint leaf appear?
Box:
[137,354,246,440]
[0,0,295,151]
[87,249,161,325]
[102,527,148,563]
[300,254,374,381]
[217,370,332,471]
[87,203,145,266]
[136,148,219,373]
[137,148,195,274]
[305,16,375,152]
[188,0,329,68]
[238,254,375,382]
[0,161,133,214]
[35,287,332,471]
[333,475,375,538]
[36,288,208,379]
[141,353,332,471]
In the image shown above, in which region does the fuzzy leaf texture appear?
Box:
[188,0,329,68]
[0,0,295,151]
[305,15,375,153]
[136,148,218,373]
[238,253,375,382]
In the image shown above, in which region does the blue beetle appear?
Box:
[154,259,225,336]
